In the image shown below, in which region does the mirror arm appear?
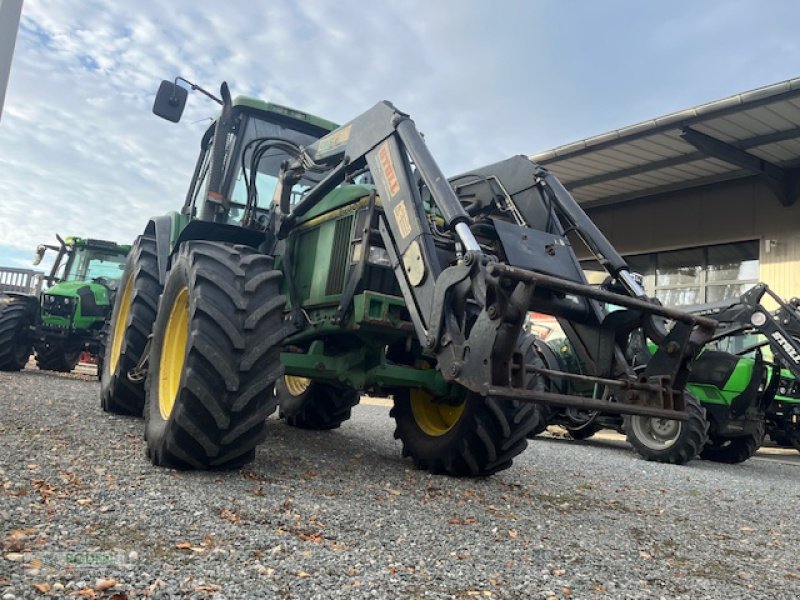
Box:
[175,77,222,106]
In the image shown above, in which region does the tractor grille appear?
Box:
[42,294,75,318]
[325,215,354,295]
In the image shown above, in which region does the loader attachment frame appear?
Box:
[268,101,717,419]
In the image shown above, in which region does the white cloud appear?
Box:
[1,0,799,263]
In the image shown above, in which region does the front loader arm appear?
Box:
[280,101,482,347]
[276,101,716,419]
[687,284,800,378]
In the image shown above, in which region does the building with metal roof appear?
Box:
[531,76,800,306]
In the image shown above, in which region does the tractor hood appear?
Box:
[46,280,110,304]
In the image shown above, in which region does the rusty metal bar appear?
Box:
[526,364,666,393]
[488,263,717,330]
[487,385,687,421]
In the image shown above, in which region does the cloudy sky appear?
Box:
[1,0,799,269]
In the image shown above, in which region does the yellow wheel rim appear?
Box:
[410,389,466,437]
[109,273,133,375]
[284,375,311,396]
[158,287,190,420]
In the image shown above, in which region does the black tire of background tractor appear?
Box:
[145,242,289,470]
[565,423,602,440]
[277,376,360,430]
[529,410,551,436]
[700,421,765,464]
[100,235,160,416]
[0,298,33,371]
[624,393,709,465]
[35,343,81,372]
[769,433,791,447]
[391,334,542,477]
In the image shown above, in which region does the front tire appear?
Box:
[277,376,360,430]
[35,342,81,372]
[100,235,160,416]
[144,242,289,470]
[0,298,33,371]
[700,422,764,464]
[625,392,708,465]
[391,335,541,477]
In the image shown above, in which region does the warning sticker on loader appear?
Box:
[378,142,401,197]
[316,124,351,156]
[393,201,412,239]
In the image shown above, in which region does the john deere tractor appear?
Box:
[0,235,129,373]
[100,78,716,476]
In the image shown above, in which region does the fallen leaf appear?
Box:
[77,498,92,506]
[220,508,240,523]
[639,551,652,559]
[33,583,50,593]
[175,542,192,550]
[297,571,311,578]
[785,572,800,580]
[508,529,518,539]
[69,589,96,598]
[298,532,323,544]
[9,528,36,537]
[740,526,754,533]
[95,578,117,591]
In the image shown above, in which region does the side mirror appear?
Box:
[33,245,46,266]
[153,80,188,123]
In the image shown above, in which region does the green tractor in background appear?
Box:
[532,284,800,464]
[0,235,129,373]
[767,368,800,451]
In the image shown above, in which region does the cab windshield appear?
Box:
[227,116,327,224]
[64,247,127,283]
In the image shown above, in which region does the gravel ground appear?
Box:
[1,367,799,600]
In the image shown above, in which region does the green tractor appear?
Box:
[100,78,716,476]
[0,235,129,373]
[768,368,800,451]
[532,284,800,464]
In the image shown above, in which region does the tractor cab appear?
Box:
[158,81,340,229]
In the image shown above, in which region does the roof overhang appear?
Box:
[530,77,800,208]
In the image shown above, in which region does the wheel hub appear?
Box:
[410,389,465,437]
[284,375,312,397]
[630,416,681,450]
[158,287,190,420]
[109,273,133,375]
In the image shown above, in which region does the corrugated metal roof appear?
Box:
[530,77,800,207]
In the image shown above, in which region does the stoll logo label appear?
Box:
[771,331,800,364]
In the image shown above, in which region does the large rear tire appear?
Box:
[0,298,33,371]
[144,242,289,470]
[100,235,160,416]
[35,342,81,372]
[277,376,360,430]
[700,422,764,464]
[625,392,708,465]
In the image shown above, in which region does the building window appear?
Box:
[626,240,759,307]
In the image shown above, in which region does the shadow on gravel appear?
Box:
[528,434,634,458]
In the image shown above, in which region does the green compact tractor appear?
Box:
[0,235,129,373]
[100,78,717,476]
[533,284,800,464]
